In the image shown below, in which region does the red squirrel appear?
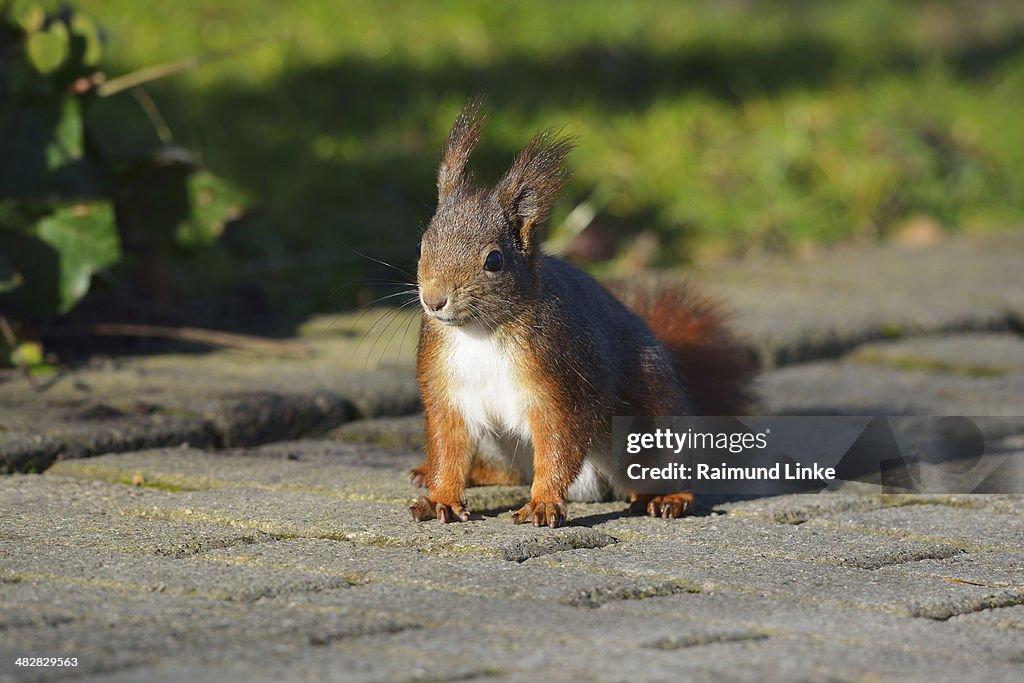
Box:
[409,103,755,528]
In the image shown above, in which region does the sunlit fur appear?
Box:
[411,103,756,527]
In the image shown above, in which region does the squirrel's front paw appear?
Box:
[409,496,470,523]
[629,493,695,518]
[513,500,567,528]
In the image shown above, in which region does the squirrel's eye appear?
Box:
[416,240,422,258]
[483,250,503,272]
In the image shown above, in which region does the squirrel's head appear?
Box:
[417,102,573,328]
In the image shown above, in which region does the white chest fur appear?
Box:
[443,325,532,441]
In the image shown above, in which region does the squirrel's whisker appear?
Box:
[356,300,414,368]
[349,248,416,280]
[344,288,419,333]
[376,298,421,368]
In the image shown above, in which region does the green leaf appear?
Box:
[26,21,69,74]
[176,171,247,248]
[8,1,45,33]
[8,341,57,376]
[69,12,103,66]
[31,201,121,313]
[11,340,43,366]
[0,95,84,196]
[46,95,84,171]
[0,251,23,294]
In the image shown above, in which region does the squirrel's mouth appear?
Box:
[427,312,462,326]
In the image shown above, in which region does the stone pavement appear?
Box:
[1,234,1023,682]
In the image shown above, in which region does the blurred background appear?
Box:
[1,0,1023,365]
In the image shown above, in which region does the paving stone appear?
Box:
[952,603,1024,629]
[875,552,1024,591]
[0,579,420,682]
[809,504,1024,551]
[0,354,419,473]
[330,414,426,451]
[600,590,1024,661]
[717,493,1024,521]
[39,616,1023,683]
[5,573,1022,683]
[2,475,275,558]
[201,537,691,605]
[712,492,907,523]
[592,514,966,569]
[0,410,218,475]
[45,443,425,503]
[0,434,62,475]
[760,360,1024,416]
[3,466,1022,681]
[704,233,1024,367]
[7,461,610,562]
[114,488,616,562]
[3,234,1024,681]
[529,540,1023,620]
[847,333,1024,376]
[0,533,365,602]
[67,581,1019,682]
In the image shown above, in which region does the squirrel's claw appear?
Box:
[513,501,567,528]
[409,496,470,523]
[629,493,695,519]
[409,465,429,488]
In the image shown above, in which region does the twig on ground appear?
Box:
[87,323,313,359]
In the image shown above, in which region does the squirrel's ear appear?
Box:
[493,130,574,251]
[437,100,487,202]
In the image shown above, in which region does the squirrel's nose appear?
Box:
[422,292,448,312]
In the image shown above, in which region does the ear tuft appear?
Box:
[493,130,574,250]
[437,99,487,202]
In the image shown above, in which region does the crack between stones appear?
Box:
[912,592,1024,621]
[759,314,1023,369]
[853,547,966,570]
[797,518,1012,554]
[307,621,424,647]
[1,391,361,475]
[565,580,700,608]
[642,631,770,650]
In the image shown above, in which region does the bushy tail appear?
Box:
[609,280,757,415]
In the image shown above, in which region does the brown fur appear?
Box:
[629,492,696,518]
[411,452,523,487]
[609,281,757,416]
[437,99,486,202]
[515,355,591,527]
[495,131,575,253]
[409,103,757,527]
[418,281,755,489]
[409,319,473,523]
[468,458,523,486]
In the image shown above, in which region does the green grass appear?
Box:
[115,478,189,492]
[848,351,1007,377]
[73,0,1024,313]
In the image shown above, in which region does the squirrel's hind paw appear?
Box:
[513,501,567,528]
[409,465,429,488]
[629,493,695,518]
[409,496,470,523]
